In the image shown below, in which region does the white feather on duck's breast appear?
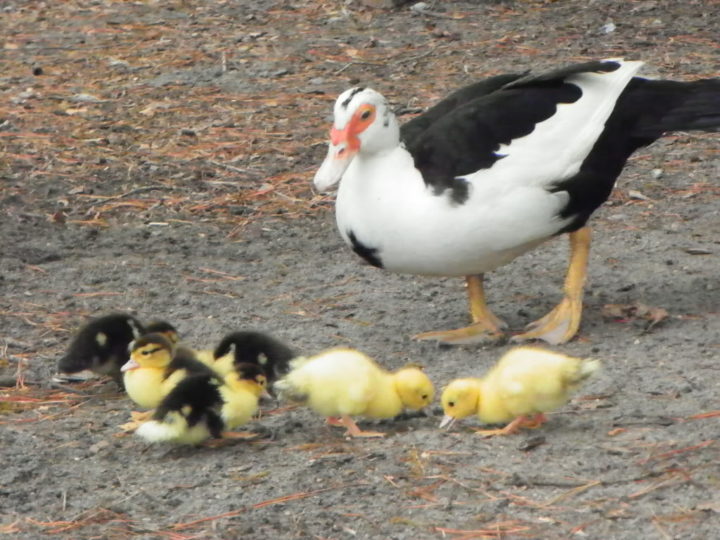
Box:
[336,143,566,276]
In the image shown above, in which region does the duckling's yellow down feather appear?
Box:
[441,346,599,428]
[275,347,434,420]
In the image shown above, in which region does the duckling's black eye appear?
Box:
[448,401,455,407]
[360,110,371,120]
[421,394,428,400]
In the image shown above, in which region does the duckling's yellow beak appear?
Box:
[439,414,456,430]
[120,358,140,372]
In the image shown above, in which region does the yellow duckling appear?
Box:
[121,333,216,410]
[440,346,600,436]
[135,363,269,445]
[274,347,435,438]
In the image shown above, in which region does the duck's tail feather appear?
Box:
[626,78,720,137]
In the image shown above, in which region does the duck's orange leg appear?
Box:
[414,275,507,344]
[513,227,591,345]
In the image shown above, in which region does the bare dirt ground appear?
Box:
[2,1,719,538]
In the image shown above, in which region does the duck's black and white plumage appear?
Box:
[314,59,719,344]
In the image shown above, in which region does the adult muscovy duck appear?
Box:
[313,59,719,345]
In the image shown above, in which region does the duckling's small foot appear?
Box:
[341,415,385,438]
[475,414,548,437]
[521,413,548,429]
[119,410,155,432]
[511,296,581,345]
[202,431,263,448]
[326,416,345,427]
[249,424,277,441]
[132,410,154,422]
[474,415,530,437]
[221,431,262,440]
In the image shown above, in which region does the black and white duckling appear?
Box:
[208,330,295,384]
[120,333,216,410]
[57,313,145,387]
[135,363,269,445]
[274,347,435,437]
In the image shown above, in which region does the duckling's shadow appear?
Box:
[369,406,443,434]
[139,426,275,459]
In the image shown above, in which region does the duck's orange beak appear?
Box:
[313,125,360,192]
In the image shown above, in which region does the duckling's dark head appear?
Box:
[57,313,143,375]
[234,362,269,387]
[144,320,180,345]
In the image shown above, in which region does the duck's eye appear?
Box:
[360,109,371,120]
[421,394,428,400]
[448,401,455,407]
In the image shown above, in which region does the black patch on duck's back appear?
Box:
[549,74,720,234]
[405,82,582,201]
[347,230,383,268]
[399,62,625,204]
[503,60,620,90]
[427,174,470,205]
[342,87,365,108]
[400,73,525,143]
